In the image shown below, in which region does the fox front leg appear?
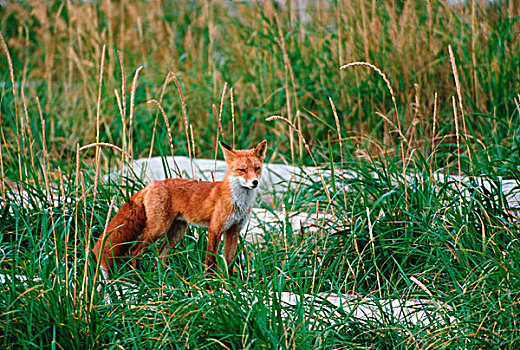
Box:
[205,222,224,271]
[223,226,240,274]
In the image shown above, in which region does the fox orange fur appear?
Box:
[93,140,267,280]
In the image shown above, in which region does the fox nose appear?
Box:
[252,180,259,188]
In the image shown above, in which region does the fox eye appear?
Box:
[255,167,261,172]
[237,168,246,173]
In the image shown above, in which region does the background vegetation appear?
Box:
[1,0,520,348]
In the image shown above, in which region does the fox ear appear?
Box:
[219,141,236,162]
[253,140,267,161]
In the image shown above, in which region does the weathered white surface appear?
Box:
[0,273,42,284]
[244,208,335,242]
[0,156,513,329]
[429,173,520,208]
[126,155,348,200]
[124,155,520,242]
[1,272,451,329]
[271,291,453,329]
[129,155,520,208]
[99,280,453,329]
[5,156,519,245]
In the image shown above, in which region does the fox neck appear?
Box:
[225,175,256,212]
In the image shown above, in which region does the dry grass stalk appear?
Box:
[310,200,319,293]
[212,103,220,180]
[336,1,343,66]
[283,59,294,163]
[366,207,382,299]
[0,102,6,199]
[19,83,27,158]
[275,33,294,163]
[340,61,399,135]
[21,63,34,151]
[96,46,106,147]
[146,72,173,178]
[452,96,461,176]
[0,32,23,183]
[217,82,228,140]
[75,143,81,195]
[84,45,106,300]
[117,50,127,131]
[470,2,478,109]
[50,208,60,286]
[375,112,410,148]
[296,110,303,162]
[58,167,69,294]
[90,197,116,312]
[190,123,196,160]
[329,96,347,209]
[407,83,421,146]
[230,87,235,148]
[0,131,4,199]
[448,45,471,165]
[69,47,94,121]
[409,276,434,298]
[275,13,301,162]
[413,84,421,116]
[172,74,193,177]
[128,65,144,161]
[266,115,331,203]
[116,50,127,185]
[340,61,408,203]
[79,142,127,155]
[452,96,463,217]
[146,100,177,173]
[206,1,216,95]
[115,89,125,178]
[514,94,520,116]
[431,92,438,175]
[36,97,51,204]
[329,96,343,162]
[79,172,88,312]
[74,143,81,304]
[37,94,59,286]
[0,31,18,118]
[432,92,438,150]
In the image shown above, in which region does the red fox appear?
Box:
[93,140,267,280]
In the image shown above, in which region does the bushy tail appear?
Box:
[93,189,147,277]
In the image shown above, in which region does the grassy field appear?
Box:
[1,0,520,348]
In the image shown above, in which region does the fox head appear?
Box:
[220,140,267,190]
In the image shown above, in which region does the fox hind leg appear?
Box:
[158,219,188,265]
[129,217,175,275]
[128,234,154,274]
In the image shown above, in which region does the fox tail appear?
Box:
[93,190,147,279]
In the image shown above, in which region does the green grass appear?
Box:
[2,151,519,348]
[1,0,520,348]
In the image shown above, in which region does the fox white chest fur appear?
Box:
[224,175,257,231]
